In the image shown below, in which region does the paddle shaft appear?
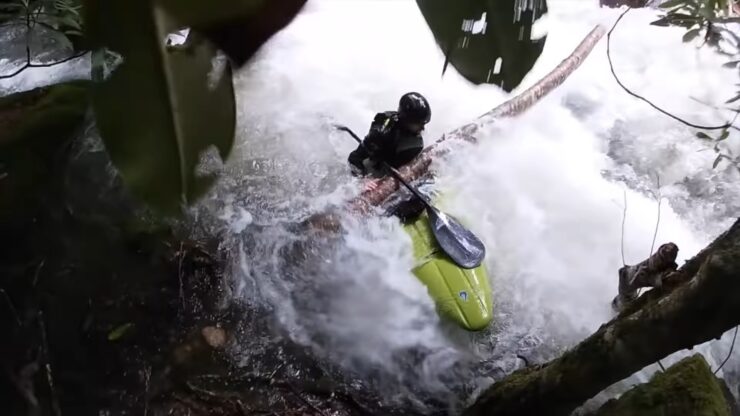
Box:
[336,123,486,269]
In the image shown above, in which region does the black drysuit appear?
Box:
[347,111,424,177]
[348,111,427,222]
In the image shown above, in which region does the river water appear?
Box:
[211,0,740,412]
[2,0,739,414]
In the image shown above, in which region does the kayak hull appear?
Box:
[402,210,493,331]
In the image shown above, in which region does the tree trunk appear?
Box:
[463,218,740,416]
[345,24,607,215]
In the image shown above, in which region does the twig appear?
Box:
[286,382,330,416]
[649,174,662,257]
[0,50,89,80]
[0,288,21,327]
[32,259,45,287]
[268,362,286,380]
[38,311,62,416]
[621,190,627,267]
[143,366,152,416]
[178,242,185,310]
[607,8,734,130]
[714,326,739,375]
[185,381,221,399]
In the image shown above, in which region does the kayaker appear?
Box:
[347,92,431,189]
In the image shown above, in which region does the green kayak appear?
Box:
[402,208,493,331]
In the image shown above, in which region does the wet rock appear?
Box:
[201,326,227,349]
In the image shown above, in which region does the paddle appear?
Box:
[334,124,486,269]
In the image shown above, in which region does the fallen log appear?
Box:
[462,218,740,416]
[345,24,607,215]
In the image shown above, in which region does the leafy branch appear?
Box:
[608,8,734,130]
[641,0,740,171]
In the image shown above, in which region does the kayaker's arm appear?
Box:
[347,144,369,176]
[347,112,391,176]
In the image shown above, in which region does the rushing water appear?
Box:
[2,0,739,414]
[210,0,740,412]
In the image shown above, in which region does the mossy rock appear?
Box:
[594,354,731,416]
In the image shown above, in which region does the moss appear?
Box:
[594,354,730,416]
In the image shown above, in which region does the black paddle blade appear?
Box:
[428,207,486,269]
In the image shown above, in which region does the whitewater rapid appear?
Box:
[2,0,739,413]
[215,0,740,412]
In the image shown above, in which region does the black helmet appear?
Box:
[398,92,431,125]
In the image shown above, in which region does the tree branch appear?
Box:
[463,218,740,416]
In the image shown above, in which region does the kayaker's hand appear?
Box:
[363,178,382,193]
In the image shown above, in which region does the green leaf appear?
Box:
[650,12,700,29]
[718,130,730,141]
[83,0,237,214]
[650,16,672,27]
[0,3,26,11]
[415,0,548,92]
[108,322,134,341]
[659,0,687,8]
[696,131,713,140]
[63,28,83,37]
[698,5,716,19]
[682,28,701,42]
[58,14,81,30]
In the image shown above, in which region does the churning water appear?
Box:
[2,0,739,413]
[212,0,740,412]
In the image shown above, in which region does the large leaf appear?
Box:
[415,0,548,91]
[83,0,236,214]
[157,0,307,66]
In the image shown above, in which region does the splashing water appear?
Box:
[208,0,740,412]
[3,0,739,413]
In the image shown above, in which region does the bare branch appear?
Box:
[38,310,62,416]
[0,288,21,327]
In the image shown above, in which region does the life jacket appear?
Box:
[374,111,424,168]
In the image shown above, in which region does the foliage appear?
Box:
[416,0,548,92]
[0,0,84,46]
[650,0,740,172]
